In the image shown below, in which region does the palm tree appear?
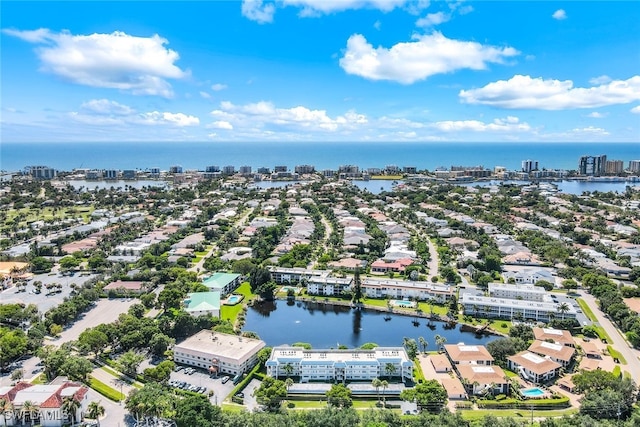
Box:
[86,401,105,427]
[435,334,447,352]
[20,400,38,426]
[284,378,294,396]
[0,398,12,427]
[372,378,382,404]
[557,302,570,320]
[381,380,389,406]
[282,363,294,379]
[384,363,397,379]
[62,396,80,426]
[418,337,428,354]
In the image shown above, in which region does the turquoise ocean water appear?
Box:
[1,141,638,172]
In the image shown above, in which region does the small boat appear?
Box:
[412,319,420,327]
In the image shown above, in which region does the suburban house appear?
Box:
[266,347,413,384]
[527,340,575,367]
[327,258,368,272]
[183,292,220,318]
[502,269,555,285]
[508,351,562,384]
[429,354,453,373]
[0,381,89,427]
[456,364,509,396]
[370,258,414,274]
[441,377,467,400]
[444,344,494,368]
[532,328,575,347]
[173,330,266,376]
[202,272,242,297]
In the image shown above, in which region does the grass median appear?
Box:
[89,376,125,402]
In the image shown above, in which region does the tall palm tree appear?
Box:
[557,302,570,320]
[384,363,397,379]
[20,400,38,426]
[418,337,428,354]
[282,363,294,379]
[284,378,294,397]
[86,401,105,427]
[435,334,447,352]
[381,380,389,406]
[371,378,382,404]
[0,398,12,427]
[62,396,80,426]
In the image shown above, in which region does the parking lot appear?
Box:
[169,365,238,406]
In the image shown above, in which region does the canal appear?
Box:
[244,299,496,349]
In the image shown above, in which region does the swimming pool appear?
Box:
[226,295,244,305]
[392,299,416,308]
[521,387,545,398]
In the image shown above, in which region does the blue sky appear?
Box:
[1,0,639,143]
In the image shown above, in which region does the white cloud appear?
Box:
[241,0,427,22]
[552,9,567,20]
[459,75,640,109]
[339,32,518,84]
[431,116,531,132]
[571,126,609,136]
[416,11,450,28]
[200,91,211,99]
[71,99,199,127]
[210,120,234,130]
[3,28,187,97]
[590,75,612,85]
[631,106,640,114]
[211,83,228,91]
[586,112,607,118]
[551,9,567,21]
[80,99,136,116]
[208,100,368,133]
[241,0,276,23]
[373,20,382,30]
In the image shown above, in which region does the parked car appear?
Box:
[221,376,230,384]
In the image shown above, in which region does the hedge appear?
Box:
[477,397,570,410]
[229,363,262,398]
[89,376,125,402]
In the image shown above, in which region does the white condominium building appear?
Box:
[362,278,454,303]
[266,347,413,383]
[488,282,547,302]
[461,293,577,322]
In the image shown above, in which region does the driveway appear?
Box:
[578,291,640,380]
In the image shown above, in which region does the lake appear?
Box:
[243,299,495,349]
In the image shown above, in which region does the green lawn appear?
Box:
[607,345,627,364]
[488,320,512,335]
[416,302,449,316]
[576,298,597,322]
[460,407,579,421]
[220,282,255,323]
[4,206,94,227]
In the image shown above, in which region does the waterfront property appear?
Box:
[269,267,332,284]
[266,346,413,383]
[527,340,575,367]
[532,327,575,347]
[225,294,244,305]
[391,299,417,309]
[0,381,89,427]
[306,276,353,296]
[361,278,454,303]
[444,343,494,367]
[488,282,547,301]
[173,330,266,376]
[202,272,242,297]
[460,293,577,322]
[456,364,509,396]
[184,292,221,317]
[508,351,562,384]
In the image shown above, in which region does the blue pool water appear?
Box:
[521,387,545,398]
[393,300,415,307]
[227,295,243,304]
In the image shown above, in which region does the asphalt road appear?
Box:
[578,291,640,380]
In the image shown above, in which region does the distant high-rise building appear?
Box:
[521,160,539,173]
[403,166,417,174]
[206,165,220,173]
[104,169,118,180]
[257,167,271,174]
[239,165,252,175]
[338,165,359,174]
[605,160,624,175]
[149,167,161,177]
[322,169,334,178]
[222,165,236,175]
[169,165,183,174]
[274,165,288,173]
[578,155,607,176]
[629,160,640,173]
[294,165,315,174]
[26,165,57,180]
[385,165,400,173]
[123,170,136,179]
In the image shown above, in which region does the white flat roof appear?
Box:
[540,341,563,352]
[471,366,495,373]
[542,328,562,335]
[175,330,265,361]
[522,352,545,364]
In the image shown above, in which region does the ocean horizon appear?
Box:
[2,141,638,173]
